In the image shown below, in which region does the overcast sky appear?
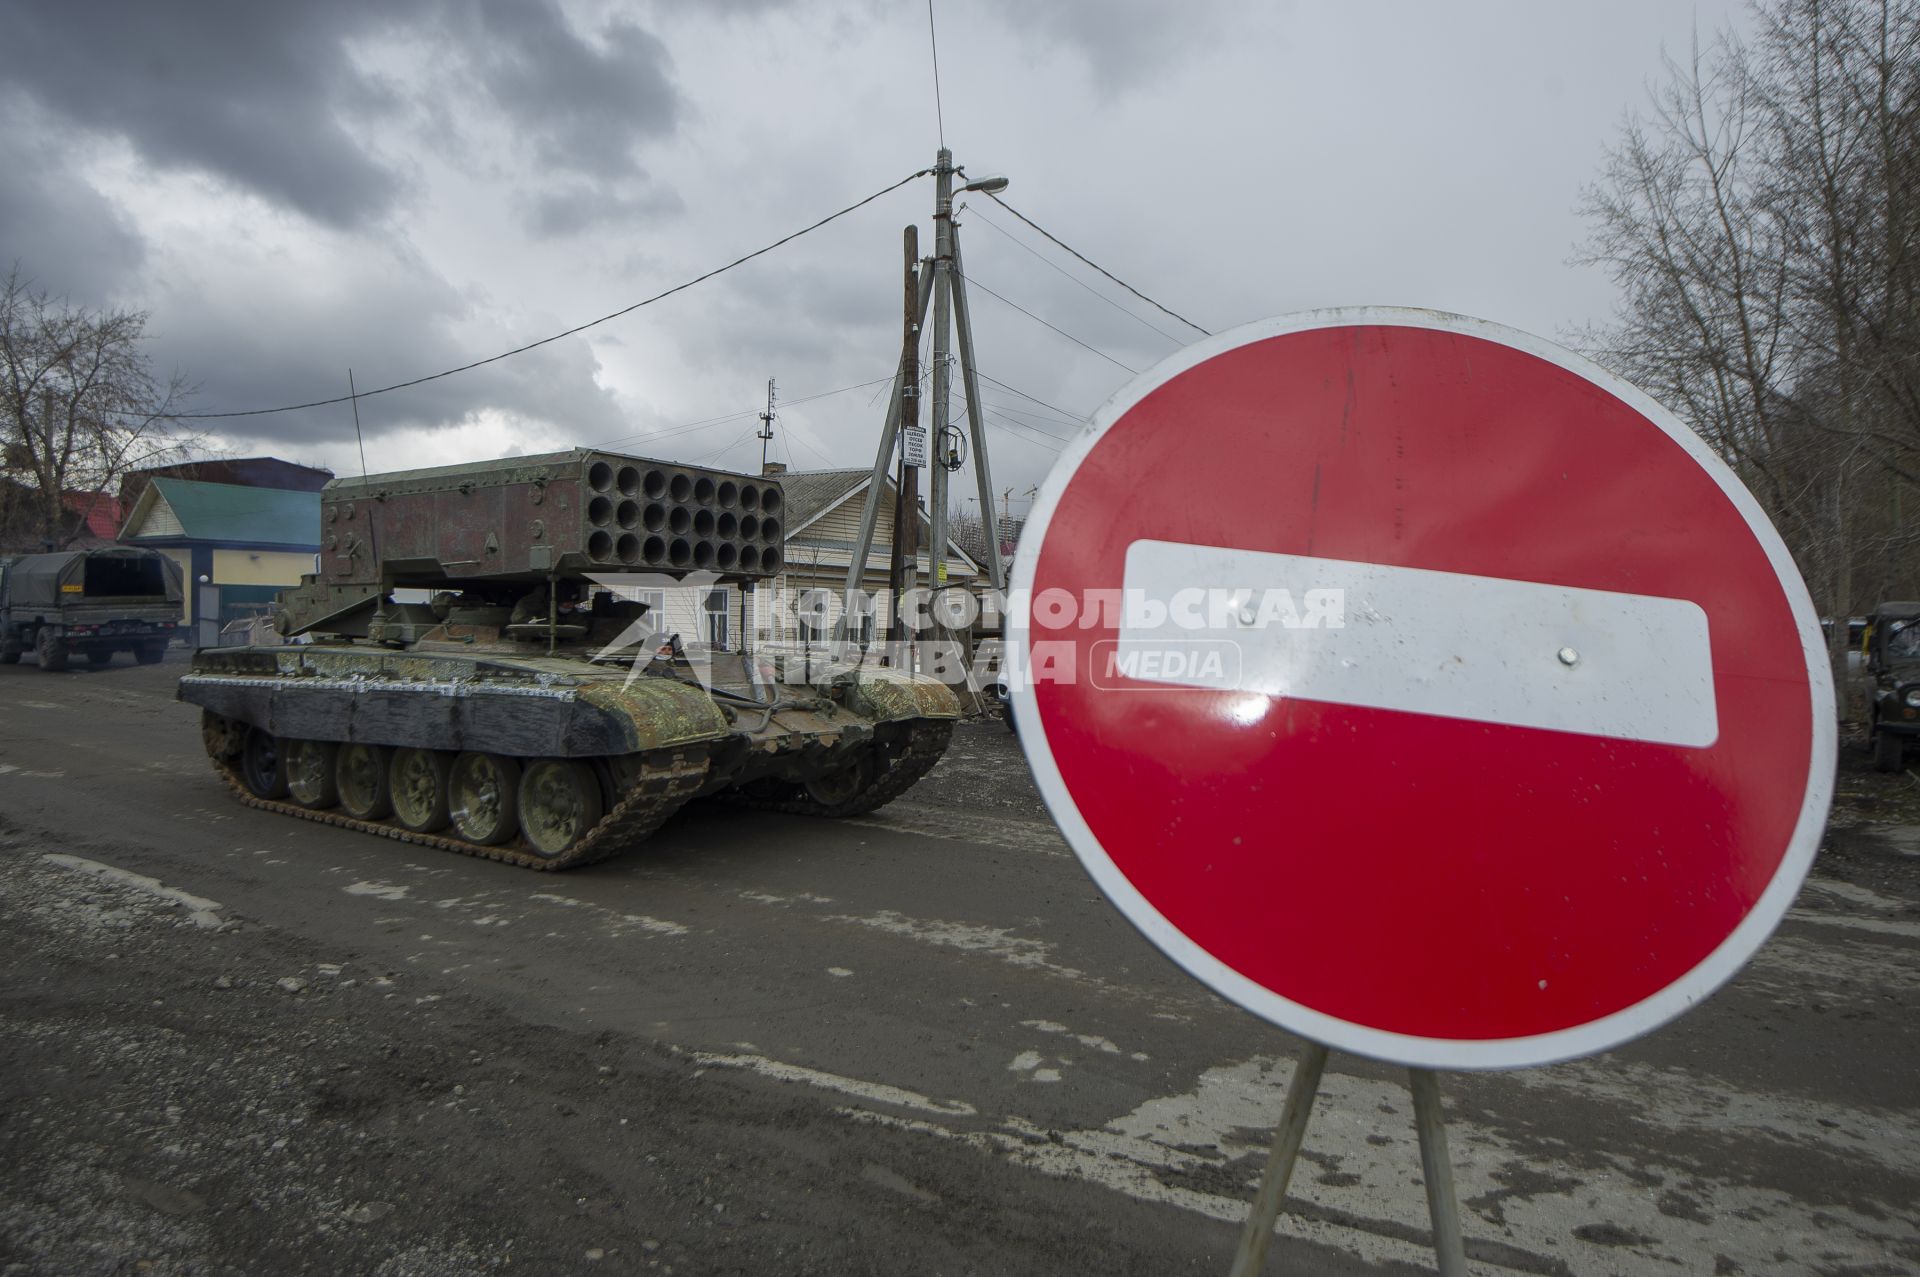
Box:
[0,0,1747,519]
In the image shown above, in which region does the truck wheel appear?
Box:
[0,642,19,665]
[87,650,114,668]
[136,642,167,665]
[35,629,68,672]
[1873,727,1904,773]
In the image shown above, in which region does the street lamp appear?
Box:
[959,173,1009,195]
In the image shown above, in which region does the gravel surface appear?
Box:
[3,654,1917,1276]
[0,814,1218,1277]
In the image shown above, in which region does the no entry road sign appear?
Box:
[1009,308,1835,1070]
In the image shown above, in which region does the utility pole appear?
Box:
[886,226,922,657]
[927,150,957,605]
[757,379,777,472]
[843,149,1008,667]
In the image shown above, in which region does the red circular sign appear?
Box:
[1010,309,1833,1069]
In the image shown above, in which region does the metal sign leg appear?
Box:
[1228,1041,1328,1277]
[1409,1069,1470,1276]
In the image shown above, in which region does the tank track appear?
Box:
[722,719,953,818]
[206,741,709,872]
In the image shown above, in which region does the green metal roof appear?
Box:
[139,478,320,546]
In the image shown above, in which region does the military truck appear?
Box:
[0,547,184,671]
[177,449,961,870]
[1865,600,1920,771]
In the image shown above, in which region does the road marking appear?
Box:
[1120,539,1718,746]
[40,854,225,929]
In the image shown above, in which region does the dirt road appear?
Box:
[2,653,1916,1274]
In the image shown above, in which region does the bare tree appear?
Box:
[1576,0,1920,713]
[0,267,200,551]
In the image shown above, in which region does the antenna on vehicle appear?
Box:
[347,369,369,479]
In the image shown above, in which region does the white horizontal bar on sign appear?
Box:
[1116,539,1718,748]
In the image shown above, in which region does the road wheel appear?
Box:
[36,629,68,672]
[284,739,339,809]
[1873,726,1904,773]
[202,710,244,761]
[805,753,873,807]
[0,641,19,665]
[136,642,166,665]
[518,758,604,858]
[449,753,520,845]
[335,743,394,820]
[86,649,114,668]
[240,729,290,799]
[390,748,453,833]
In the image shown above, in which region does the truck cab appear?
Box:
[1865,600,1920,771]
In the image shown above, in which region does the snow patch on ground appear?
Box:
[343,881,410,902]
[41,854,225,929]
[831,910,1091,983]
[691,1051,976,1117]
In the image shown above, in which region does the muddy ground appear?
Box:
[2,652,1917,1275]
[0,718,1215,1277]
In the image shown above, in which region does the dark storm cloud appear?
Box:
[134,240,625,452]
[458,1,680,180]
[0,101,145,304]
[0,0,402,228]
[0,0,686,233]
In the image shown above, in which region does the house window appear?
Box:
[847,589,875,645]
[797,588,835,643]
[704,587,730,647]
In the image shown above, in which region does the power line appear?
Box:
[956,269,1138,374]
[927,0,946,149]
[980,411,1064,452]
[983,399,1080,436]
[690,425,763,466]
[175,170,932,421]
[962,202,1190,347]
[974,369,1091,424]
[591,375,894,451]
[975,189,1211,337]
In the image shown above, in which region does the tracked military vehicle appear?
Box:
[178,450,960,870]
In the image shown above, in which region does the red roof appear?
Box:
[61,491,124,540]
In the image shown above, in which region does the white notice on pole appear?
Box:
[902,426,928,468]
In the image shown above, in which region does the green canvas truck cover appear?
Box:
[1,548,184,610]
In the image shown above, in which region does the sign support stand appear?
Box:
[1228,1045,1470,1276]
[1410,1068,1470,1276]
[1227,1042,1325,1277]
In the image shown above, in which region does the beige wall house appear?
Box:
[118,477,322,647]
